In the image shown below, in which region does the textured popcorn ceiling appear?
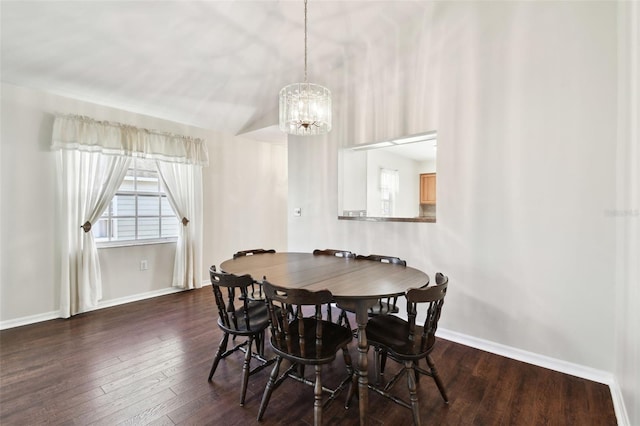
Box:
[1,1,428,140]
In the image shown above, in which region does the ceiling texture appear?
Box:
[1,1,429,142]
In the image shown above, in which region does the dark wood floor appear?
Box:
[0,288,616,425]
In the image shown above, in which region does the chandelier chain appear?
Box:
[304,0,308,83]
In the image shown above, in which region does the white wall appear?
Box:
[340,149,367,213]
[290,0,617,375]
[418,159,436,174]
[203,128,288,267]
[99,243,177,301]
[0,83,287,322]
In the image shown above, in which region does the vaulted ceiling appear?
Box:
[1,1,429,141]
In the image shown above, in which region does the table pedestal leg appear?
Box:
[336,298,376,425]
[354,301,374,426]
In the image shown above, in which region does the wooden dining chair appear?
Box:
[231,249,276,301]
[312,248,356,258]
[312,249,356,324]
[336,254,409,331]
[356,273,449,426]
[257,280,355,426]
[233,248,276,258]
[208,266,275,406]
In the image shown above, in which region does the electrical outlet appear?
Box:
[140,260,148,271]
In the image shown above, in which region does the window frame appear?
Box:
[95,158,179,248]
[379,168,399,217]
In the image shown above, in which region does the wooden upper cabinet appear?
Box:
[420,173,436,204]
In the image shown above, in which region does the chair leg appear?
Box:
[426,354,449,403]
[208,332,229,381]
[253,331,261,356]
[380,350,388,376]
[258,330,266,356]
[313,365,323,426]
[240,336,254,406]
[374,346,382,385]
[345,371,358,408]
[257,357,283,421]
[337,309,352,330]
[405,360,421,426]
[343,346,357,408]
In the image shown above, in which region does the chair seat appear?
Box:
[271,318,353,364]
[218,300,270,335]
[366,314,436,359]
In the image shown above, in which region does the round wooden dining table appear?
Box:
[220,252,430,425]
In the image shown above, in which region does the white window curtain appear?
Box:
[156,161,203,289]
[56,151,131,318]
[52,114,208,317]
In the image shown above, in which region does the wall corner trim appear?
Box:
[609,376,632,426]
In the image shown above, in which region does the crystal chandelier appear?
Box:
[279,0,332,136]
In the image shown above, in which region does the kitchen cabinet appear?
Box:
[420,173,436,204]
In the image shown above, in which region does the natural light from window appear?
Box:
[94,158,178,244]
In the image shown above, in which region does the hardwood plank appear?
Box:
[469,353,519,424]
[79,388,177,425]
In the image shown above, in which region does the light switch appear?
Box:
[293,207,302,217]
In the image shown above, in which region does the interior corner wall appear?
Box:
[0,83,287,323]
[202,131,288,272]
[615,1,640,424]
[288,0,618,374]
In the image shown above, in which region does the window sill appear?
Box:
[97,238,177,249]
[338,215,436,223]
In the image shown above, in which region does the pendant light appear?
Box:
[279,0,332,135]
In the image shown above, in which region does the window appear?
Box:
[94,158,178,244]
[380,168,399,217]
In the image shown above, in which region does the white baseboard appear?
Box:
[437,328,613,383]
[91,286,187,311]
[0,285,201,330]
[1,282,213,330]
[437,328,629,426]
[0,310,62,330]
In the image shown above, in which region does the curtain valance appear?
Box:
[51,114,209,166]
